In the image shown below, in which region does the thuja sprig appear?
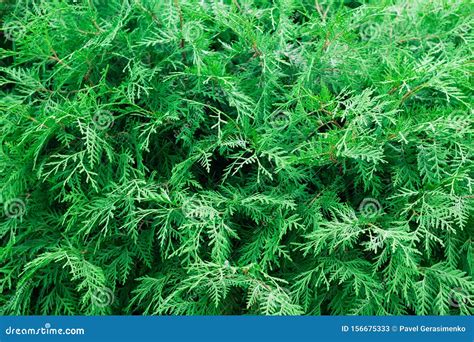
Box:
[0,0,472,316]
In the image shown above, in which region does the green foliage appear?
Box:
[0,0,473,315]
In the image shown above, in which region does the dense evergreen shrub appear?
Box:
[0,0,473,315]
